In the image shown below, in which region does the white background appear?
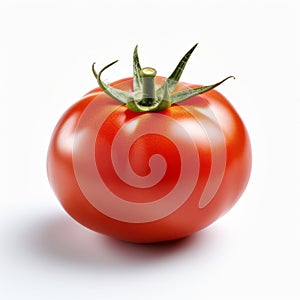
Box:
[1,0,299,299]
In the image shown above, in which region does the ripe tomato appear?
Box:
[47,45,251,243]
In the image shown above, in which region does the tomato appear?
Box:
[47,44,251,243]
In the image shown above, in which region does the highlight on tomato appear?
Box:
[47,44,251,243]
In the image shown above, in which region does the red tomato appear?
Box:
[47,45,251,243]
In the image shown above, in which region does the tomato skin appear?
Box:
[47,77,251,243]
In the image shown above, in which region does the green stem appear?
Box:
[138,67,157,106]
[92,44,234,113]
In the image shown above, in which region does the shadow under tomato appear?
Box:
[24,212,221,271]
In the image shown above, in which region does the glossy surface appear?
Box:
[47,77,251,243]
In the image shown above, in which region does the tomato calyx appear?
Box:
[92,44,234,113]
